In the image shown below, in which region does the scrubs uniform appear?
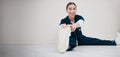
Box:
[60,15,116,47]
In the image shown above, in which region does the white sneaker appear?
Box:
[115,32,120,45]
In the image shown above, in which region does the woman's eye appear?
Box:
[69,8,72,10]
[73,8,76,10]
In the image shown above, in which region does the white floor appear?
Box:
[0,44,120,57]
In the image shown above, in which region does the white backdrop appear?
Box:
[0,0,120,44]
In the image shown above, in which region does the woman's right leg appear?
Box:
[67,32,77,51]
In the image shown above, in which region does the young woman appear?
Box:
[59,2,120,51]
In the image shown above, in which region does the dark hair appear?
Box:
[66,2,77,9]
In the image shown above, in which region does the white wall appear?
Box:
[0,0,120,44]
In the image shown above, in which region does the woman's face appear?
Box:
[66,4,77,18]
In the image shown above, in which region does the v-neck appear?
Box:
[68,16,75,24]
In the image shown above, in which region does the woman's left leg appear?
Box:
[78,36,116,45]
[75,28,116,45]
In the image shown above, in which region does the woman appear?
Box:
[59,2,120,52]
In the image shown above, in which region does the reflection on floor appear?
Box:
[0,44,120,57]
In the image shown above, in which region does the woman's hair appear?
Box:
[66,2,77,9]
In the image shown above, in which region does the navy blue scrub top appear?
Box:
[59,15,85,37]
[60,15,84,25]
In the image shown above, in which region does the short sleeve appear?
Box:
[75,15,85,22]
[59,19,66,25]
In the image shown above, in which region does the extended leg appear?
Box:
[75,28,116,45]
[78,36,116,45]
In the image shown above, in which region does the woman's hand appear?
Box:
[70,24,76,32]
[70,23,80,32]
[61,24,78,32]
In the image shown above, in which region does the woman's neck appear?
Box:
[69,16,75,22]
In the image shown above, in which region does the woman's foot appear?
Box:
[115,32,120,45]
[66,46,75,51]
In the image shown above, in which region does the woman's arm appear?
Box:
[60,24,71,29]
[75,20,84,28]
[71,20,84,32]
[59,20,84,32]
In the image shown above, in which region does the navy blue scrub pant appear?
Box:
[69,28,116,47]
